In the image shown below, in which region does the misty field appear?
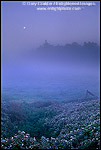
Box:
[1,0,100,149]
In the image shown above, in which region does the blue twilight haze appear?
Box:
[1,1,100,102]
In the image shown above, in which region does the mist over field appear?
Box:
[1,1,100,149]
[1,41,100,102]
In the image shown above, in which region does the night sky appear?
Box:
[1,1,100,55]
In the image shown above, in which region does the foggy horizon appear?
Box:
[1,1,100,51]
[1,1,100,149]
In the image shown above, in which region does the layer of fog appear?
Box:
[1,42,100,101]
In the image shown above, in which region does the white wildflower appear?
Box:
[33,137,36,141]
[51,137,55,140]
[21,131,25,134]
[70,131,73,134]
[18,130,21,134]
[26,135,28,138]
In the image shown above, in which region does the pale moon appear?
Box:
[23,26,26,30]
